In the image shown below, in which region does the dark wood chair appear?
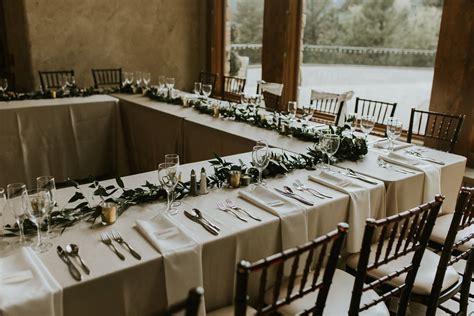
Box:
[407,108,465,153]
[222,75,246,103]
[200,72,217,88]
[227,223,348,315]
[310,90,346,126]
[261,91,280,111]
[355,97,397,136]
[39,70,74,90]
[426,187,474,315]
[346,196,444,316]
[91,68,122,89]
[162,287,204,316]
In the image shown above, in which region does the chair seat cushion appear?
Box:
[431,214,473,252]
[265,269,389,315]
[208,305,257,316]
[346,242,460,296]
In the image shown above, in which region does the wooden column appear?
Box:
[262,0,303,110]
[429,0,474,165]
[208,0,226,97]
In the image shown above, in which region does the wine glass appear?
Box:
[142,72,151,88]
[158,75,165,94]
[0,78,8,93]
[287,101,297,120]
[202,84,212,101]
[135,71,143,87]
[165,154,181,208]
[194,82,202,98]
[386,118,403,152]
[158,162,180,215]
[252,145,270,185]
[0,187,10,252]
[122,72,129,86]
[28,189,52,253]
[320,134,340,171]
[302,103,315,123]
[6,183,32,247]
[345,113,358,135]
[37,176,58,239]
[360,115,376,142]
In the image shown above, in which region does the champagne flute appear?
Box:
[158,75,165,94]
[158,162,180,215]
[360,115,376,142]
[252,145,270,185]
[202,84,212,102]
[194,82,202,98]
[135,71,143,87]
[7,183,32,247]
[28,189,52,253]
[287,101,297,120]
[386,118,403,152]
[320,134,340,171]
[37,176,58,238]
[165,154,181,208]
[143,72,151,88]
[0,188,9,252]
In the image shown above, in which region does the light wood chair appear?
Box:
[309,90,349,126]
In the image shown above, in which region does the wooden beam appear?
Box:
[208,0,226,97]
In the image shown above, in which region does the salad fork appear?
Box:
[111,230,141,260]
[100,232,125,261]
[225,198,261,221]
[216,201,248,222]
[295,179,332,199]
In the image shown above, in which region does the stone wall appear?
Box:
[5,0,206,91]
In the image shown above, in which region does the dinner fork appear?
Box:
[100,232,125,261]
[377,158,415,175]
[295,179,332,199]
[225,199,261,221]
[292,182,324,199]
[216,201,248,222]
[111,230,142,260]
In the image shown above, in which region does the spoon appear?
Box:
[66,244,90,275]
[192,208,221,231]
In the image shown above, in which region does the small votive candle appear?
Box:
[229,170,241,188]
[101,202,117,225]
[240,175,251,187]
[182,97,189,107]
[51,90,57,99]
[212,104,220,118]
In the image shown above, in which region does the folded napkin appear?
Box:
[0,247,63,316]
[136,215,205,315]
[238,186,308,252]
[309,171,372,253]
[381,152,441,203]
[371,139,412,150]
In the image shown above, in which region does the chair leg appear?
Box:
[459,250,474,314]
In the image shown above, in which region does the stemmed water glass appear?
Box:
[158,162,180,215]
[0,78,8,93]
[252,144,270,185]
[7,183,32,247]
[194,82,202,98]
[320,134,340,171]
[158,75,165,94]
[165,154,181,208]
[0,188,10,252]
[302,103,315,123]
[202,84,212,102]
[360,115,376,142]
[135,71,143,88]
[28,189,52,253]
[287,101,297,120]
[386,118,403,152]
[345,113,358,135]
[37,176,58,238]
[142,73,151,88]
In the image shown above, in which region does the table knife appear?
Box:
[184,211,219,236]
[57,246,82,281]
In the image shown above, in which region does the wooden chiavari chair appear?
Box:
[346,196,444,316]
[309,90,347,126]
[261,91,280,111]
[222,75,246,102]
[91,68,122,89]
[161,287,204,316]
[256,80,283,96]
[427,187,474,314]
[355,97,397,136]
[209,223,349,316]
[200,72,217,96]
[39,70,74,90]
[407,108,465,153]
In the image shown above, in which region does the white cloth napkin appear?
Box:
[0,247,63,316]
[136,215,205,315]
[238,185,308,252]
[371,139,412,150]
[381,152,441,203]
[309,171,372,253]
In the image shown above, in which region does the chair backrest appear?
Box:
[425,187,474,315]
[162,287,204,316]
[234,223,348,316]
[262,91,280,111]
[256,81,283,96]
[310,90,347,126]
[39,70,74,90]
[349,196,444,315]
[91,68,122,88]
[407,108,465,153]
[199,72,217,95]
[355,97,397,136]
[222,75,246,102]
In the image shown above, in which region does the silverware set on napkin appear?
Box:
[216,199,262,222]
[274,186,314,206]
[377,157,416,175]
[100,230,141,261]
[292,179,332,199]
[184,208,220,235]
[405,149,445,165]
[57,244,89,281]
[334,168,378,185]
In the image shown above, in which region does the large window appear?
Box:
[301,0,443,126]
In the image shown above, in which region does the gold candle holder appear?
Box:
[229,170,241,188]
[212,104,220,118]
[51,90,57,99]
[182,97,189,107]
[100,202,117,225]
